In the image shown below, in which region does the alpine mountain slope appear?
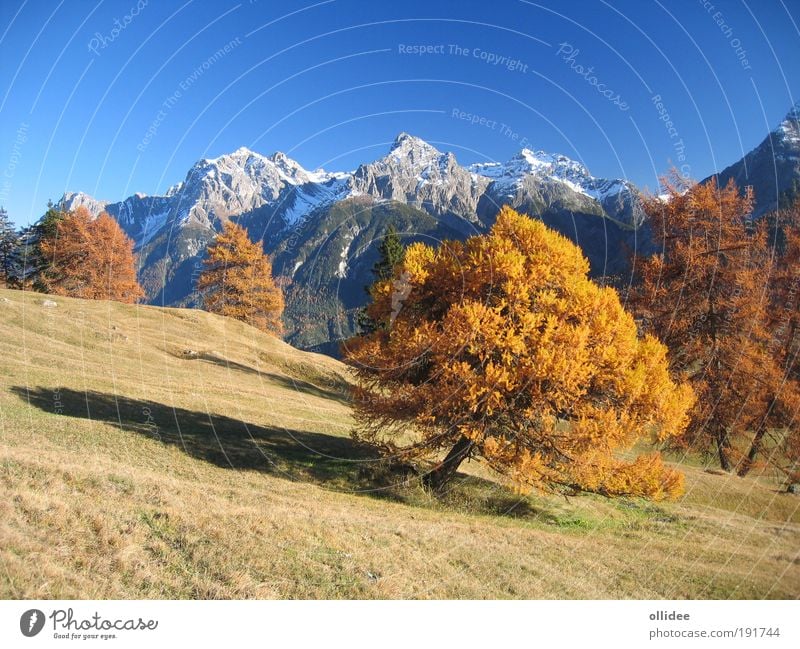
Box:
[64,105,800,353]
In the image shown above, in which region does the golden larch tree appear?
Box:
[629,176,800,474]
[197,221,284,335]
[343,207,694,499]
[759,200,800,482]
[39,207,144,303]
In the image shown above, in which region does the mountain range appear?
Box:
[61,104,800,354]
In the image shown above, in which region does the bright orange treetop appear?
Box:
[197,221,284,335]
[344,206,694,499]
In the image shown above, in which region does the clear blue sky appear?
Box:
[1,0,799,226]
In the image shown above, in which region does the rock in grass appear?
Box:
[41,299,58,308]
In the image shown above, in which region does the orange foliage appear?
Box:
[765,201,800,482]
[39,207,144,304]
[343,207,693,499]
[197,221,284,335]
[630,175,800,475]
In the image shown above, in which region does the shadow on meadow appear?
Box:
[10,385,599,525]
[168,350,353,406]
[11,385,374,486]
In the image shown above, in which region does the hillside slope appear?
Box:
[0,290,798,599]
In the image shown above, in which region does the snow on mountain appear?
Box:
[471,149,627,204]
[282,179,353,225]
[60,191,110,216]
[777,101,800,149]
[470,149,590,189]
[468,148,642,227]
[63,135,645,250]
[349,133,489,223]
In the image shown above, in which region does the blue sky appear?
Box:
[0,0,799,226]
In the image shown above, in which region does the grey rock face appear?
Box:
[56,132,669,351]
[706,103,800,216]
[349,133,489,227]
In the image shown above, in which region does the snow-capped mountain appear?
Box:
[60,134,650,351]
[349,133,489,226]
[62,135,643,251]
[51,107,800,353]
[63,147,352,239]
[707,102,800,216]
[60,191,110,216]
[181,147,351,226]
[470,149,644,228]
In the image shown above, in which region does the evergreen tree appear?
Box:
[371,224,405,282]
[38,199,66,240]
[197,221,284,335]
[23,200,68,291]
[0,206,19,287]
[358,225,405,334]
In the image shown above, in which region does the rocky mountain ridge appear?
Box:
[59,107,800,352]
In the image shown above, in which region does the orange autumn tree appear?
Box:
[39,207,144,303]
[197,221,284,335]
[629,176,800,474]
[761,200,800,482]
[343,207,694,499]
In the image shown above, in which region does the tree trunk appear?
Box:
[423,436,474,492]
[738,427,767,477]
[715,426,732,472]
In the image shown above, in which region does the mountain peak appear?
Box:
[391,131,414,146]
[60,191,109,216]
[389,132,440,154]
[267,150,308,177]
[199,146,266,167]
[469,148,592,188]
[777,102,800,149]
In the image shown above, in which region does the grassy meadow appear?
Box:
[0,288,798,599]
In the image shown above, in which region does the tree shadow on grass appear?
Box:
[173,351,353,406]
[10,385,555,521]
[11,385,375,487]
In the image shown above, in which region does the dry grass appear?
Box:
[0,288,798,599]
